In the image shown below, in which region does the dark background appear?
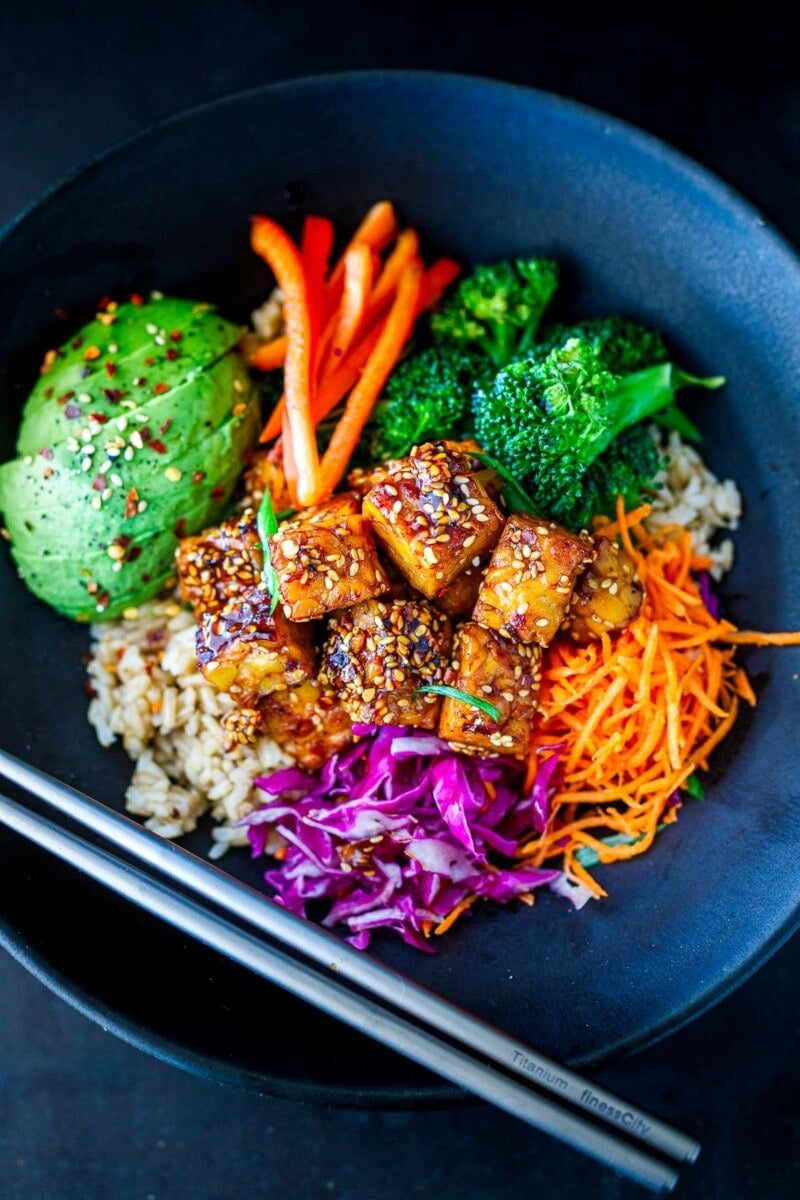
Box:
[1,2,798,1197]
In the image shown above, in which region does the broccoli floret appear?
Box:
[561,425,663,529]
[430,258,559,366]
[473,337,722,529]
[363,344,489,462]
[535,316,668,375]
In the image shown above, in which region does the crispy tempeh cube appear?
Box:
[562,537,644,642]
[438,622,542,757]
[346,460,404,500]
[473,513,595,646]
[270,509,390,622]
[279,492,361,529]
[318,598,452,728]
[176,508,262,619]
[196,586,315,702]
[260,679,353,771]
[363,441,504,599]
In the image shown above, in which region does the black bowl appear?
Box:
[1,71,799,1107]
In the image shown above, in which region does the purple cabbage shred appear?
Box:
[239,726,565,951]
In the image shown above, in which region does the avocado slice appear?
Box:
[7,402,260,620]
[17,297,244,455]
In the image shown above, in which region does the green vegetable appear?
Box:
[535,316,668,375]
[0,295,259,621]
[473,335,724,529]
[364,344,488,462]
[684,773,706,800]
[430,258,559,366]
[413,684,501,723]
[256,489,281,616]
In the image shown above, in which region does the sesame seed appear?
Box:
[106,544,125,560]
[535,617,549,628]
[137,500,148,513]
[145,323,158,335]
[90,496,102,510]
[164,466,182,483]
[110,473,123,487]
[122,607,140,620]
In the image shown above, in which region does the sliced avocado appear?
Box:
[17,297,244,454]
[8,404,259,620]
[0,354,256,523]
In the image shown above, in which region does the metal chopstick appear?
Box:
[0,749,697,1163]
[0,789,679,1192]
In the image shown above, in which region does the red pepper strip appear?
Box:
[251,216,320,505]
[281,407,299,508]
[302,215,334,378]
[251,334,288,371]
[416,257,461,311]
[326,242,373,364]
[315,260,423,501]
[260,256,461,443]
[369,228,420,308]
[312,323,383,424]
[326,201,397,295]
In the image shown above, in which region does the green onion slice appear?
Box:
[470,450,539,515]
[413,684,501,723]
[256,490,281,616]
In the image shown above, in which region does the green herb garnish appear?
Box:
[413,684,501,723]
[256,490,281,616]
[683,772,706,800]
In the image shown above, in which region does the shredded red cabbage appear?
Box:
[697,570,721,619]
[239,725,564,951]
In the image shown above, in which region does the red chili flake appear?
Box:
[71,337,84,351]
[64,404,82,419]
[44,386,54,400]
[54,308,68,321]
[84,346,101,361]
[89,412,109,424]
[56,390,75,405]
[210,486,225,501]
[127,546,142,563]
[39,447,54,460]
[169,330,183,342]
[139,426,152,441]
[142,573,151,584]
[42,466,54,478]
[97,295,113,311]
[165,347,180,361]
[105,361,117,378]
[115,534,132,548]
[173,518,187,538]
[159,417,172,435]
[124,488,139,519]
[133,377,147,387]
[96,591,111,611]
[92,475,107,492]
[192,470,204,485]
[87,581,98,595]
[102,388,124,404]
[153,382,170,396]
[130,292,144,306]
[144,356,155,367]
[148,439,167,455]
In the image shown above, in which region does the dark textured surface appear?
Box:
[1,2,799,1197]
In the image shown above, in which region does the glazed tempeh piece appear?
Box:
[318,597,452,728]
[562,536,643,642]
[176,508,262,619]
[196,586,315,702]
[260,679,353,771]
[238,449,294,514]
[435,557,487,619]
[438,622,542,757]
[473,513,595,645]
[363,441,504,599]
[270,509,390,622]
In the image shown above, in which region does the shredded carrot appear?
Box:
[434,895,476,936]
[517,496,800,892]
[326,201,397,295]
[370,228,420,308]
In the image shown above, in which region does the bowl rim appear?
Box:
[2,68,800,1106]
